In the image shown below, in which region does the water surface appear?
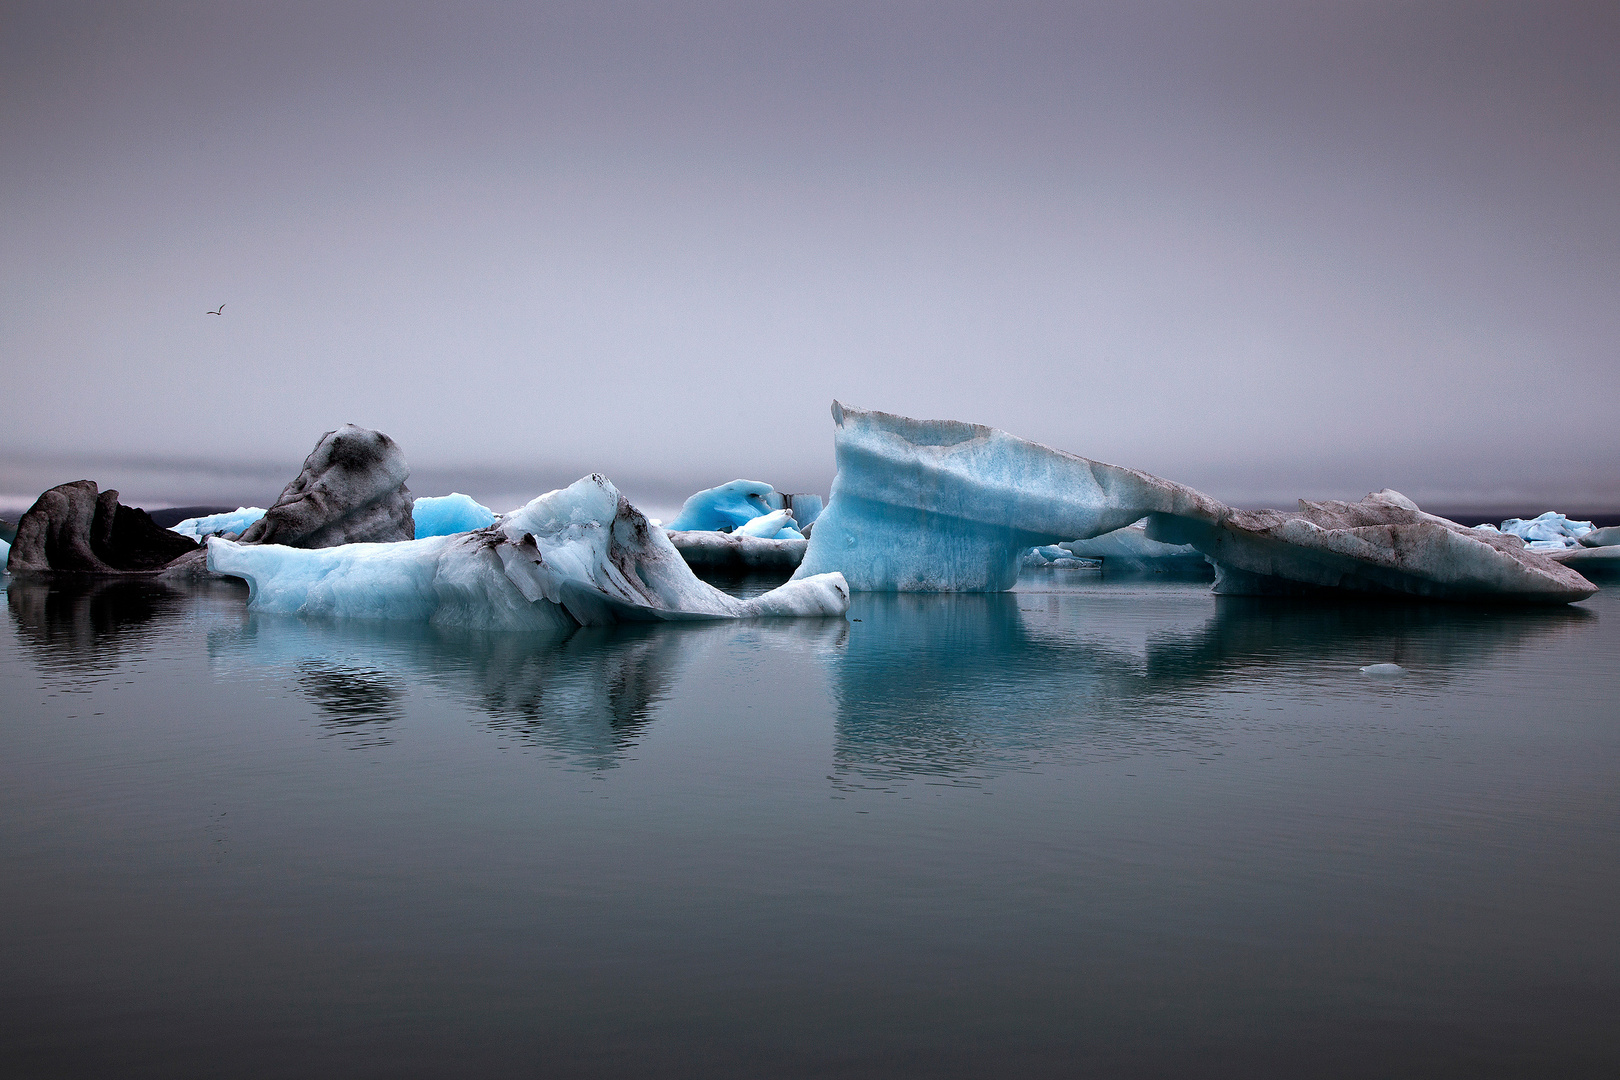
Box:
[3,569,1617,1078]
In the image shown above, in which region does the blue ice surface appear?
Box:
[664,480,808,538]
[413,493,497,538]
[170,507,267,540]
[0,537,10,567]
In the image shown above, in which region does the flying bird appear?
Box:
[207,304,225,315]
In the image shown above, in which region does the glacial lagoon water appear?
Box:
[3,568,1618,1078]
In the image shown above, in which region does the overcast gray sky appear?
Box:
[3,1,1617,514]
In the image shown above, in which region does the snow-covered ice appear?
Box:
[208,475,849,628]
[412,493,496,537]
[171,507,267,541]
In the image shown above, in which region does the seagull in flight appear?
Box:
[207,304,225,316]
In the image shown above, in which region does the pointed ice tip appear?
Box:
[831,401,845,426]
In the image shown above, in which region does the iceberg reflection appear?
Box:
[829,587,1596,788]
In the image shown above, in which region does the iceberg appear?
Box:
[1494,512,1594,552]
[238,425,415,548]
[7,481,200,575]
[663,479,820,537]
[792,403,1596,604]
[208,474,849,628]
[412,493,497,537]
[0,537,9,567]
[171,506,267,541]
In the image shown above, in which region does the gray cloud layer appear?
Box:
[4,1,1617,511]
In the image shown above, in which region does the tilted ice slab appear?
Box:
[793,403,1596,604]
[171,507,267,541]
[208,475,849,629]
[412,493,497,538]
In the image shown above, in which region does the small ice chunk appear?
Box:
[664,480,779,533]
[412,493,496,537]
[171,507,267,541]
[1359,663,1407,676]
[735,509,803,539]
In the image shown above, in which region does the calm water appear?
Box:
[2,568,1617,1078]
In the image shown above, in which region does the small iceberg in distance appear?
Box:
[412,493,496,537]
[1359,663,1408,677]
[664,479,818,538]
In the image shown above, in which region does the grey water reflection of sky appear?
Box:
[3,2,1617,511]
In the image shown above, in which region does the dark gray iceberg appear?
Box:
[6,481,200,576]
[238,424,414,548]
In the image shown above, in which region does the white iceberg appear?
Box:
[1359,663,1407,677]
[0,537,9,567]
[207,474,849,628]
[1495,512,1594,552]
[412,493,497,537]
[793,403,1596,604]
[735,509,802,539]
[171,506,267,541]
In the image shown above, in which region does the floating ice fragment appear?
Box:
[171,507,267,541]
[0,537,9,567]
[735,509,803,539]
[412,493,496,537]
[1359,663,1407,676]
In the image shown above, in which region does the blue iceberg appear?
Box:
[412,493,497,537]
[793,403,1596,604]
[208,475,849,628]
[171,507,267,540]
[664,479,819,537]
